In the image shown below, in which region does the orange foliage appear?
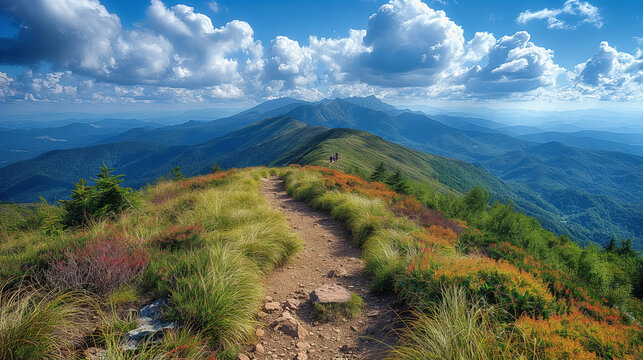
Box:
[177,169,238,190]
[517,309,643,359]
[302,165,400,202]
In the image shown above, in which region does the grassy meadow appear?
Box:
[0,167,300,359]
[0,163,641,359]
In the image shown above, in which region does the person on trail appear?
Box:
[329,155,334,164]
[335,153,339,161]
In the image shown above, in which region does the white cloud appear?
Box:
[351,0,466,87]
[462,31,563,96]
[308,29,369,82]
[0,0,635,104]
[462,32,496,63]
[0,72,15,99]
[208,1,220,13]
[264,36,316,89]
[573,41,642,100]
[517,0,602,30]
[0,0,262,89]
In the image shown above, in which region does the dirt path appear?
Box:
[247,177,399,360]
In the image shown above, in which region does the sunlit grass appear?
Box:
[0,285,95,359]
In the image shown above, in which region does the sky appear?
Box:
[0,0,641,116]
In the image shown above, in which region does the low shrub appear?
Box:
[517,309,643,359]
[150,223,203,251]
[313,293,363,323]
[45,232,149,295]
[401,251,556,318]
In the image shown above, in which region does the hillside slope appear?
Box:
[0,117,519,207]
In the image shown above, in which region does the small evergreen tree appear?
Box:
[211,162,222,173]
[605,237,617,252]
[60,164,135,228]
[170,166,185,180]
[617,238,636,257]
[370,162,388,182]
[386,169,410,194]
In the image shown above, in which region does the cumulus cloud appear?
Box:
[0,72,14,99]
[351,0,466,87]
[462,31,563,96]
[308,29,369,82]
[0,0,635,104]
[0,69,252,103]
[0,0,261,89]
[573,42,642,100]
[517,0,602,30]
[264,36,316,89]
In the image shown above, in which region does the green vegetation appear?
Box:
[369,161,388,182]
[3,112,639,250]
[313,293,363,323]
[386,287,524,360]
[59,164,136,229]
[0,286,93,360]
[0,166,301,358]
[282,165,642,359]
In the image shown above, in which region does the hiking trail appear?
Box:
[247,177,399,360]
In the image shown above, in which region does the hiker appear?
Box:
[335,153,339,161]
[329,155,334,164]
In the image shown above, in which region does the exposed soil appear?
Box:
[246,177,400,360]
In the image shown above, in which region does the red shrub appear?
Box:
[391,196,465,235]
[46,232,149,294]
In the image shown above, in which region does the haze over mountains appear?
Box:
[0,96,641,251]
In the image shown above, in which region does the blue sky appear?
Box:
[0,0,641,112]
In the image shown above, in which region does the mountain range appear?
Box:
[0,96,641,250]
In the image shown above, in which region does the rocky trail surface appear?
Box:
[244,177,400,360]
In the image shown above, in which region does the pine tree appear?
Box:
[211,162,222,173]
[370,162,388,182]
[617,238,635,257]
[60,164,135,228]
[170,166,185,180]
[386,169,410,194]
[605,237,617,252]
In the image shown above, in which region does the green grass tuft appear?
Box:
[0,285,95,360]
[386,286,524,360]
[313,293,363,323]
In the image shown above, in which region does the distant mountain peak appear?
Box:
[340,95,397,112]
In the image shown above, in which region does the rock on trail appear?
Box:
[245,177,398,360]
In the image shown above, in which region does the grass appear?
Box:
[0,167,302,358]
[281,166,643,359]
[313,293,364,323]
[0,285,95,360]
[386,286,525,360]
[167,244,263,347]
[3,165,640,359]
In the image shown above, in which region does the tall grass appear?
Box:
[138,168,300,354]
[386,286,526,360]
[1,168,302,358]
[169,244,263,347]
[0,285,94,359]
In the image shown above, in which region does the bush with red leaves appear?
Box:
[45,233,149,295]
